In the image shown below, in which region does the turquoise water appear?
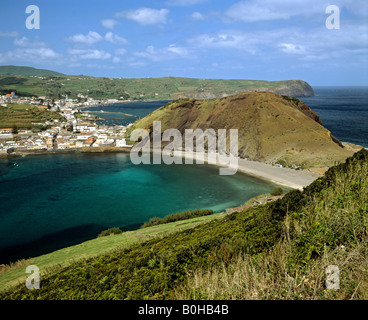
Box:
[0,152,280,263]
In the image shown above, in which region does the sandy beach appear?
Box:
[236,157,320,190]
[160,150,321,190]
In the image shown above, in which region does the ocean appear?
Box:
[0,86,366,264]
[0,153,281,264]
[299,87,368,148]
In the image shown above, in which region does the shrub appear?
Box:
[140,209,214,229]
[97,227,122,238]
[271,187,283,196]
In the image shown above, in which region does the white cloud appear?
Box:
[188,31,259,54]
[0,47,61,64]
[116,8,169,26]
[135,45,190,62]
[279,43,306,54]
[66,31,127,47]
[112,56,121,63]
[0,36,61,64]
[14,37,47,48]
[115,48,127,56]
[225,0,325,22]
[80,50,111,60]
[66,31,103,45]
[166,0,207,6]
[101,19,119,30]
[68,48,111,60]
[187,21,368,70]
[105,32,127,45]
[167,44,190,56]
[190,12,205,20]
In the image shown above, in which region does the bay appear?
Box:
[2,86,366,264]
[0,152,281,263]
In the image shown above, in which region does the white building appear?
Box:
[116,138,128,147]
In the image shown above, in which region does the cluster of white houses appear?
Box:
[56,122,132,150]
[0,122,132,154]
[0,123,132,154]
[0,95,133,154]
[1,91,130,109]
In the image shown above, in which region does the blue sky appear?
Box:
[0,0,367,85]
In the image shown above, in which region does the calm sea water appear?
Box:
[299,87,368,148]
[0,153,280,264]
[86,100,171,126]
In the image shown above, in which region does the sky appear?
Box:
[0,0,367,86]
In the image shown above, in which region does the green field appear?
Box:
[0,104,65,130]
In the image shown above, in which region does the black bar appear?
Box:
[1,300,366,319]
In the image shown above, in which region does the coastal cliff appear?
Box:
[189,79,314,99]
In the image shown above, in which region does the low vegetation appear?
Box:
[271,187,283,196]
[0,212,224,292]
[140,209,214,229]
[1,149,366,300]
[97,228,123,238]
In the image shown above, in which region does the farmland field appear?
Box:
[0,104,65,129]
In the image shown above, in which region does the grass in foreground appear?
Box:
[174,157,368,299]
[0,213,224,293]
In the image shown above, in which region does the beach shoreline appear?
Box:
[153,149,321,190]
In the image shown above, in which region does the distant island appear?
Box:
[0,65,314,101]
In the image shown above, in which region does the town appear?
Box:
[0,92,133,155]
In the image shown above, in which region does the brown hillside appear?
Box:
[129,92,359,168]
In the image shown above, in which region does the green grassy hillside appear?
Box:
[1,149,367,300]
[0,212,223,293]
[0,65,64,76]
[0,74,314,100]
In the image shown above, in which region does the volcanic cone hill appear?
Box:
[129,91,360,168]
